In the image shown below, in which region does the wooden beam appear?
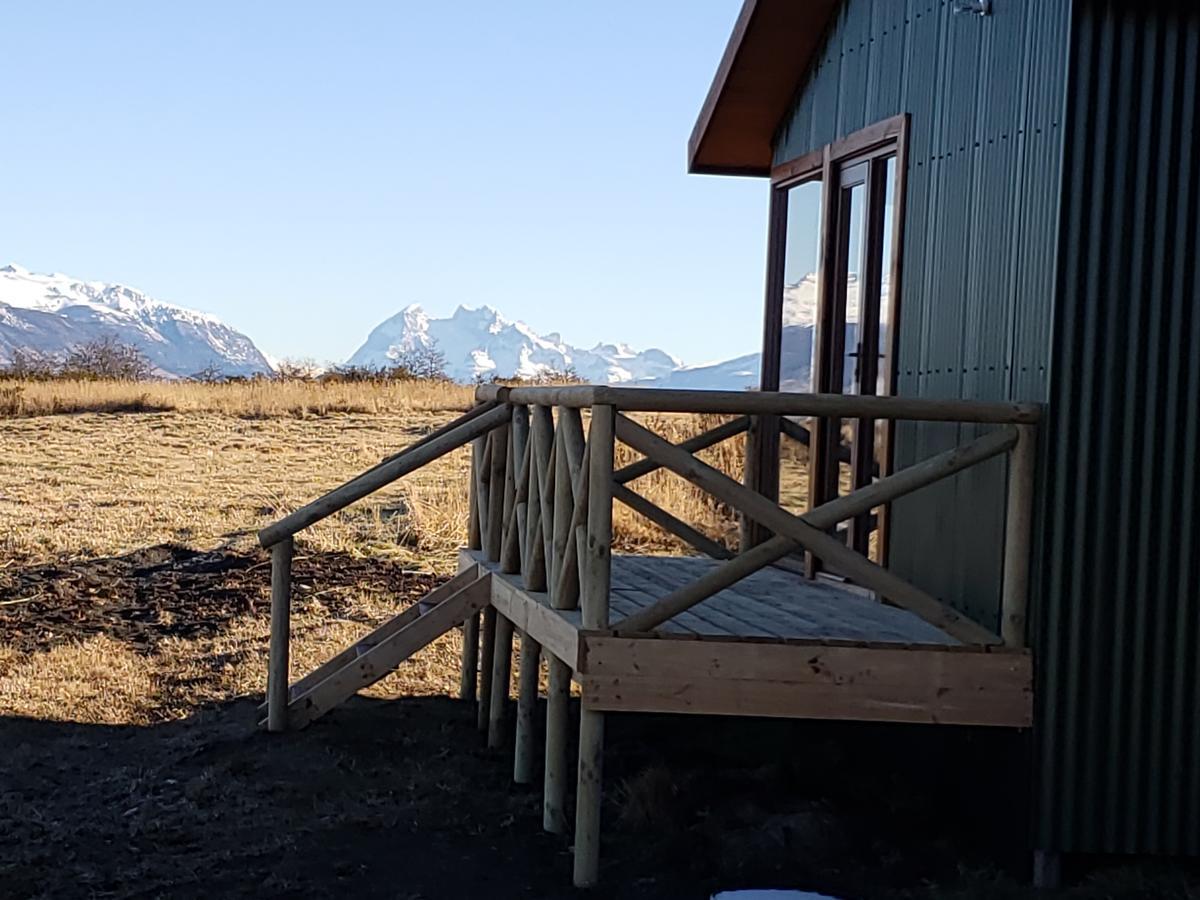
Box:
[613,415,750,484]
[484,424,509,562]
[612,483,734,560]
[574,708,605,887]
[613,416,1012,643]
[266,536,293,733]
[258,403,510,547]
[459,612,479,702]
[486,566,580,668]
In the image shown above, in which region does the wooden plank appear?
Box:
[616,557,778,637]
[489,569,580,669]
[259,404,510,547]
[612,587,705,635]
[579,672,1032,728]
[262,566,480,715]
[613,483,733,560]
[287,576,491,729]
[579,635,1030,684]
[613,416,1010,643]
[267,537,293,732]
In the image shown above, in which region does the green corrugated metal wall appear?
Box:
[770,0,1200,858]
[1038,0,1200,855]
[773,0,1070,631]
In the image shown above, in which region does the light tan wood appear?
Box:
[530,406,556,577]
[613,415,750,484]
[477,384,597,408]
[1001,424,1036,647]
[573,707,605,888]
[551,409,586,610]
[258,403,510,547]
[485,424,509,562]
[523,441,548,591]
[473,436,491,546]
[543,655,571,835]
[553,442,591,611]
[513,630,541,784]
[261,567,481,717]
[477,606,496,731]
[580,634,1029,680]
[500,420,533,574]
[583,404,615,630]
[613,416,1010,643]
[579,669,1031,728]
[468,439,481,552]
[482,561,580,668]
[487,613,514,749]
[286,575,490,729]
[267,536,293,732]
[613,482,733,560]
[478,384,1041,424]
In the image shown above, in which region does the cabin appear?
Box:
[255,0,1200,890]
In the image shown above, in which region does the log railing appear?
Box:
[471,383,1039,649]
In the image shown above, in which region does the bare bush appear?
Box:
[60,336,154,381]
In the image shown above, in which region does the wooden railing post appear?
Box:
[1001,423,1036,647]
[484,418,509,562]
[581,404,615,629]
[267,536,294,733]
[574,402,615,889]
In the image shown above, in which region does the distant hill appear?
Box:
[0,264,272,378]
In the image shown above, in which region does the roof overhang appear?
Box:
[688,0,841,177]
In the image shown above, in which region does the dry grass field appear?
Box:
[1,379,1192,899]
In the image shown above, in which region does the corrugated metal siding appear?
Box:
[773,0,1070,630]
[1038,0,1200,855]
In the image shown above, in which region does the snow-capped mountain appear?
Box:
[0,264,272,378]
[348,304,682,384]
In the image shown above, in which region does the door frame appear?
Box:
[754,114,910,567]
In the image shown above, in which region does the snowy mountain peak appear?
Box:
[0,264,273,378]
[348,303,683,385]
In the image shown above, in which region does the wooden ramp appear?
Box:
[259,569,490,730]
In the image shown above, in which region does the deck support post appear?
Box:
[1001,423,1036,647]
[513,630,542,784]
[459,612,479,702]
[266,536,293,733]
[487,613,514,749]
[573,707,605,888]
[573,403,614,887]
[476,606,496,731]
[543,655,571,834]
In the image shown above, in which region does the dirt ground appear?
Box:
[3,405,1199,898]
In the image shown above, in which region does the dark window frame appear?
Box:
[753,114,910,565]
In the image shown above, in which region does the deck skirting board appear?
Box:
[579,671,1031,728]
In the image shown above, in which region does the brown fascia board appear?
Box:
[688,0,840,177]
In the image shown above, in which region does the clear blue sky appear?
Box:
[0,2,773,366]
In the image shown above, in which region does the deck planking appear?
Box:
[464,550,956,645]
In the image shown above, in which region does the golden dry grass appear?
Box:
[0,376,475,418]
[0,381,784,727]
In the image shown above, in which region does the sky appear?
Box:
[0,2,775,367]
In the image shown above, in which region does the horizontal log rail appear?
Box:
[477,384,1041,425]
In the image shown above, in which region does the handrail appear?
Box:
[258,403,511,548]
[476,384,1041,424]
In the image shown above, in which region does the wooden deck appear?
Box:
[459,549,1033,729]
